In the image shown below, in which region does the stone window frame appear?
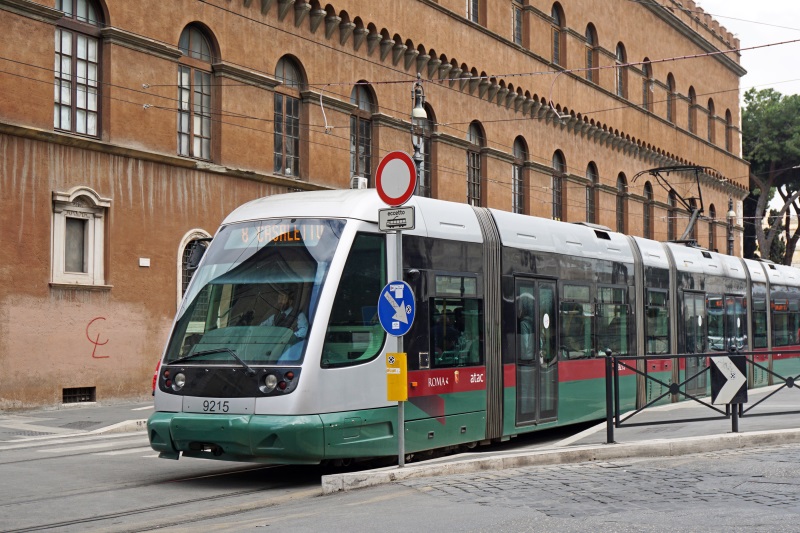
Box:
[51,185,111,287]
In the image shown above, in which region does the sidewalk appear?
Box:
[0,400,152,442]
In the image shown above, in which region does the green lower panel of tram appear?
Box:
[149,402,489,463]
[149,411,328,464]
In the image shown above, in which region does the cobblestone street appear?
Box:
[398,444,800,531]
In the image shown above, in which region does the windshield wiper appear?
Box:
[169,348,256,376]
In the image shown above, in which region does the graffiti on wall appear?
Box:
[86,317,109,359]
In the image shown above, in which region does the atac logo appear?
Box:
[388,355,396,365]
[454,370,460,384]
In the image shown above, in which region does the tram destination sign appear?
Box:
[379,206,415,232]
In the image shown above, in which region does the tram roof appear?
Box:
[221,190,485,243]
[664,242,747,280]
[759,260,800,288]
[489,209,635,263]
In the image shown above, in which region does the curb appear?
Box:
[320,428,800,494]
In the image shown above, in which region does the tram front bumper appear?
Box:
[147,411,325,464]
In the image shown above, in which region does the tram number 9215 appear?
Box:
[203,400,230,413]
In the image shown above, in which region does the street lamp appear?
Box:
[411,73,426,193]
[727,196,736,256]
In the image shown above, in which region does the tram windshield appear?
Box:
[164,219,345,365]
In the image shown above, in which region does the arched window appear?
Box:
[54,0,103,137]
[641,59,652,111]
[643,182,654,239]
[668,190,677,241]
[418,103,435,198]
[551,4,566,66]
[467,122,484,206]
[512,137,528,214]
[585,24,598,83]
[178,25,215,160]
[552,151,566,221]
[178,229,212,305]
[274,56,304,177]
[707,98,716,144]
[615,43,627,98]
[350,83,374,184]
[616,173,627,233]
[688,86,697,134]
[708,204,716,251]
[586,162,598,223]
[725,109,733,152]
[666,73,676,123]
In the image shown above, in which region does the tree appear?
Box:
[742,88,800,264]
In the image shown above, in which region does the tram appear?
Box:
[148,189,800,463]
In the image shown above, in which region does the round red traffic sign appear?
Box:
[375,151,416,207]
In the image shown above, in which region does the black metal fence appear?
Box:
[604,349,800,444]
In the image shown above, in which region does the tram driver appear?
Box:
[261,285,309,342]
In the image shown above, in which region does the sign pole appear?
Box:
[396,228,405,467]
[374,149,416,469]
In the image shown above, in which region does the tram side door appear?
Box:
[684,292,707,397]
[515,278,558,425]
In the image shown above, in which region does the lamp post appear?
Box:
[411,73,426,193]
[727,196,736,256]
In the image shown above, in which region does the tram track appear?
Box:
[2,483,321,533]
[0,463,281,509]
[1,464,321,533]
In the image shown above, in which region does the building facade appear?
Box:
[0,0,748,407]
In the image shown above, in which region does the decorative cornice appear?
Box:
[0,0,61,23]
[432,131,470,151]
[212,61,280,90]
[482,146,515,164]
[0,121,328,192]
[300,90,354,115]
[640,3,746,77]
[101,27,182,61]
[371,113,408,132]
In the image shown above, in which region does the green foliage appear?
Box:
[742,88,800,263]
[743,88,800,185]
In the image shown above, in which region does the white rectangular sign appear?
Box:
[379,206,415,231]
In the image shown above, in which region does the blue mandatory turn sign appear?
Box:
[378,280,416,337]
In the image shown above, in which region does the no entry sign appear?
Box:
[375,151,416,207]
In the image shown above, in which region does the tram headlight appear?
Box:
[172,373,186,391]
[260,373,278,394]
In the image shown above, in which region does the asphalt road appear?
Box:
[2,428,800,532]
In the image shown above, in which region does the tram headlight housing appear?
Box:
[172,373,186,391]
[260,373,278,394]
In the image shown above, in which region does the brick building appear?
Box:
[0,0,748,407]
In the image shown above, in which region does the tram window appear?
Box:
[645,290,669,355]
[321,233,386,368]
[596,287,628,355]
[771,298,799,347]
[728,297,747,351]
[430,297,483,367]
[752,299,767,348]
[706,296,726,351]
[560,284,593,359]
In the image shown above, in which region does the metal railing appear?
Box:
[604,349,800,444]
